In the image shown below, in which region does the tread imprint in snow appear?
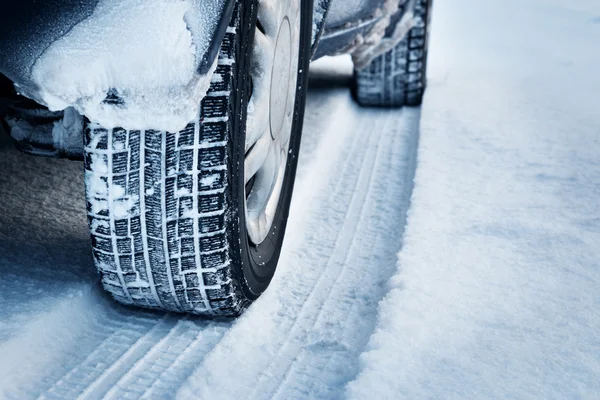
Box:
[84,7,244,316]
[354,0,432,107]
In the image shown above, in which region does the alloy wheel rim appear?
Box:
[244,0,301,245]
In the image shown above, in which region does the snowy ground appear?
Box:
[1,0,600,398]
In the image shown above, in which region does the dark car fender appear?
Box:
[0,0,404,95]
[0,1,100,94]
[0,0,236,94]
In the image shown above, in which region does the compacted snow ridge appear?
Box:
[2,0,600,398]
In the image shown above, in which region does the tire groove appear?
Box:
[107,127,134,304]
[161,130,182,310]
[139,129,164,308]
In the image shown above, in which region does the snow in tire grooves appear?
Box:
[84,13,241,316]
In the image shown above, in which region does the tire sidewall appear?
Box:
[229,0,313,298]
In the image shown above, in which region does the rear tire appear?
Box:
[353,0,432,107]
[84,0,312,316]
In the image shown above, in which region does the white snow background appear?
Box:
[0,0,599,398]
[348,0,600,398]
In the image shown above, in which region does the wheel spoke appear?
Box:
[246,143,281,241]
[245,130,272,184]
[257,0,280,36]
[245,28,273,152]
[279,76,296,150]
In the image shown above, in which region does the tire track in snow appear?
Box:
[33,297,229,400]
[41,315,176,400]
[101,320,228,400]
[271,109,420,399]
[249,103,391,400]
[0,291,161,399]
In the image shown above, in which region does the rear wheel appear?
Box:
[84,0,312,316]
[353,0,432,107]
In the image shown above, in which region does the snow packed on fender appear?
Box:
[29,0,225,133]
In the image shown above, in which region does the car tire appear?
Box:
[83,0,312,316]
[353,0,432,107]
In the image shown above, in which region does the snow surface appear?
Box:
[347,0,600,398]
[1,0,600,398]
[29,0,224,132]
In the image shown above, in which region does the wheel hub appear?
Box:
[244,0,300,246]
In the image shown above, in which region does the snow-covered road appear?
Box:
[0,58,419,399]
[2,0,600,398]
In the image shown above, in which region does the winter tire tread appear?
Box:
[354,0,432,107]
[84,5,249,317]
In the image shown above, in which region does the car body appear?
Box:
[0,0,409,104]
